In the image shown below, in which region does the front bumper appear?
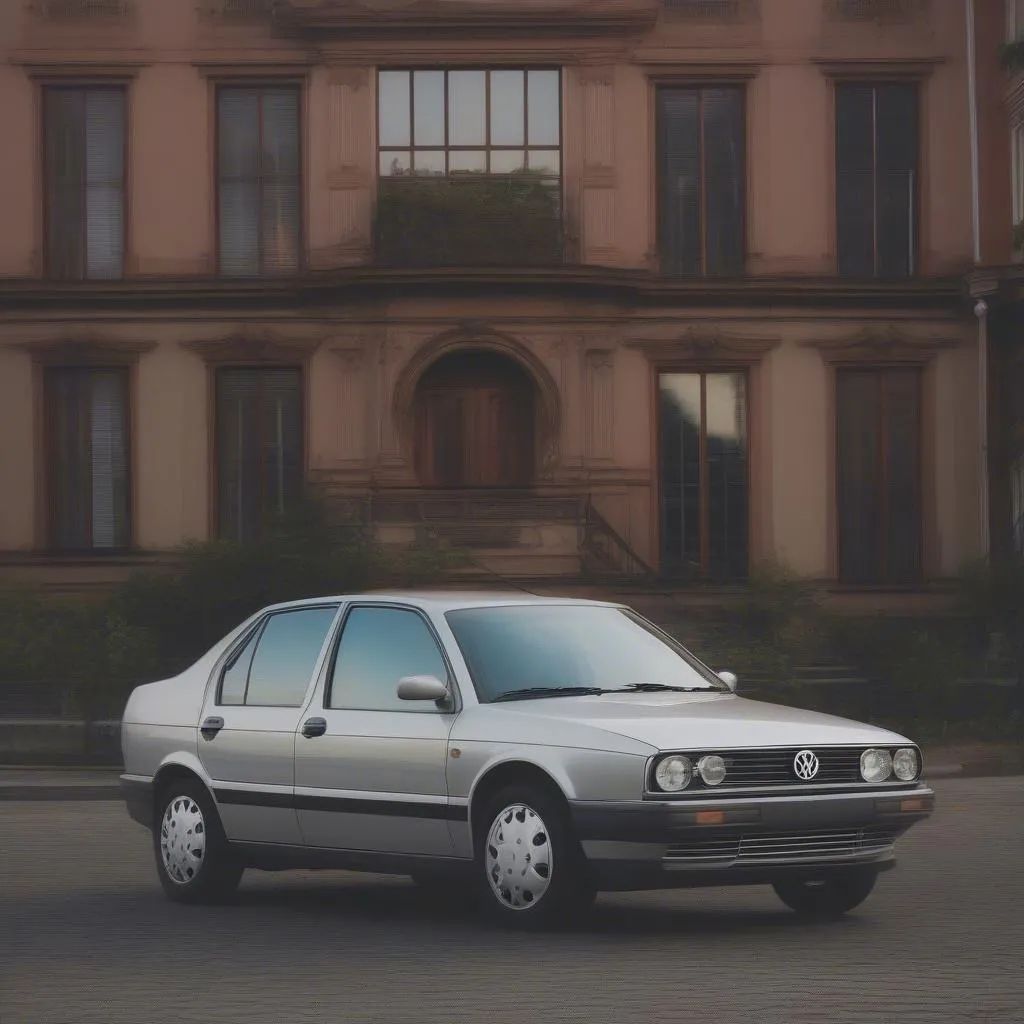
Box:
[569,784,935,891]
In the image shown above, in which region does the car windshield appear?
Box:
[444,605,727,703]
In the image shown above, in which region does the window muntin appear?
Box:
[377,69,561,178]
[327,606,450,712]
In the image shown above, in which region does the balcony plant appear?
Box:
[374,168,564,268]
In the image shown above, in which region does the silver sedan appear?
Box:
[119,593,934,928]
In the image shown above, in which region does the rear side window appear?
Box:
[218,606,339,707]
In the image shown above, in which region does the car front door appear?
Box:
[197,603,341,845]
[294,603,458,857]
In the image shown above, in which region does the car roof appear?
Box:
[262,590,625,614]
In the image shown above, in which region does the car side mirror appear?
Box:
[397,675,450,702]
[717,670,739,693]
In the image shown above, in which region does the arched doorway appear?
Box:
[414,350,536,488]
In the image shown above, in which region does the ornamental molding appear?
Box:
[180,329,326,363]
[8,334,156,364]
[624,324,780,362]
[802,324,963,363]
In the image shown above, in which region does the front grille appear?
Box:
[658,746,878,792]
[665,825,901,864]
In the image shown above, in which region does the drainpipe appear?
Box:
[967,0,990,560]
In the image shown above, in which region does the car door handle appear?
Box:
[200,716,224,740]
[301,717,327,739]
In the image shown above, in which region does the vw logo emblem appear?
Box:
[793,749,820,781]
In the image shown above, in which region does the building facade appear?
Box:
[0,0,983,597]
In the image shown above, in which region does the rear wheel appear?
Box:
[772,866,879,918]
[153,778,243,904]
[473,783,595,930]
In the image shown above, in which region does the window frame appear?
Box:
[212,363,306,543]
[833,78,921,279]
[40,81,129,282]
[652,81,748,278]
[1008,0,1024,42]
[375,67,563,180]
[213,80,305,278]
[655,365,752,582]
[42,363,133,554]
[322,602,461,714]
[1012,121,1024,230]
[833,364,925,586]
[215,603,342,709]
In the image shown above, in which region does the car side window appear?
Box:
[327,606,449,713]
[225,606,338,708]
[218,624,262,706]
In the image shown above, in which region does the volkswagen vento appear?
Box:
[119,593,935,928]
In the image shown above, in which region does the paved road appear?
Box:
[2,777,1023,1024]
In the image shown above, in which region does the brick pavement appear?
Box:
[1,776,1022,1024]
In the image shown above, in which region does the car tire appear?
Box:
[772,866,879,918]
[473,783,595,930]
[153,778,243,905]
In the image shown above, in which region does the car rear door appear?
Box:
[294,603,459,857]
[197,603,341,845]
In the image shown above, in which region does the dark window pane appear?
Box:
[659,371,748,581]
[217,86,300,277]
[216,367,303,542]
[836,82,918,278]
[46,367,130,551]
[701,89,745,276]
[245,607,339,707]
[705,372,749,580]
[657,87,744,277]
[836,368,922,583]
[44,87,125,281]
[328,607,449,712]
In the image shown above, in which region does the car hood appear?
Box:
[491,691,910,751]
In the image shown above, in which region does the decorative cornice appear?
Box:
[812,56,943,78]
[271,0,658,38]
[180,329,325,363]
[8,335,156,365]
[802,324,963,363]
[330,344,366,370]
[625,324,780,362]
[636,57,764,79]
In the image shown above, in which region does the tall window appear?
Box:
[45,367,130,551]
[377,69,561,178]
[835,368,922,584]
[215,368,303,542]
[1008,0,1024,41]
[656,86,745,277]
[835,82,919,278]
[659,371,749,580]
[43,87,125,280]
[216,86,301,277]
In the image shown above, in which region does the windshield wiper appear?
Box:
[492,686,608,703]
[609,682,716,693]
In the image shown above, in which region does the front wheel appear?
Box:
[153,779,243,904]
[473,783,595,930]
[772,866,879,918]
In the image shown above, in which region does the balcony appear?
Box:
[373,173,569,269]
[271,0,658,37]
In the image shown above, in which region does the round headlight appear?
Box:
[697,754,727,787]
[654,755,693,792]
[893,747,919,782]
[860,748,893,783]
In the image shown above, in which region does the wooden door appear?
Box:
[416,356,534,488]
